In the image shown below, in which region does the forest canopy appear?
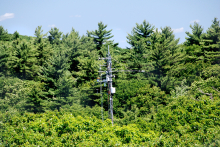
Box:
[0,18,220,146]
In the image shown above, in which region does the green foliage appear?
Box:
[201,18,220,64]
[23,81,47,113]
[39,46,76,110]
[0,111,157,146]
[202,18,220,49]
[0,41,11,76]
[87,22,114,56]
[201,64,220,79]
[34,26,48,44]
[127,20,154,48]
[0,26,10,41]
[184,22,204,46]
[12,31,20,40]
[114,79,168,115]
[0,18,220,146]
[48,27,62,45]
[189,77,220,100]
[1,95,220,146]
[8,39,37,79]
[152,95,220,145]
[0,77,47,113]
[68,33,99,86]
[170,79,189,98]
[148,27,179,91]
[0,77,26,112]
[35,40,53,67]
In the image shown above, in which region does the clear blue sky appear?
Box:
[0,0,219,48]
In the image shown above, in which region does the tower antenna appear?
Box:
[97,45,145,125]
[98,45,115,125]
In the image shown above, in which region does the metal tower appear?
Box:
[106,46,115,125]
[98,46,115,125]
[97,45,145,125]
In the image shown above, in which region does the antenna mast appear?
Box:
[107,46,115,125]
[98,45,115,126]
[97,46,147,125]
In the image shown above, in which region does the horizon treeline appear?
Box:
[0,17,220,146]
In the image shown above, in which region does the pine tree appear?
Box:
[24,81,46,113]
[34,26,52,66]
[8,39,37,79]
[40,47,70,92]
[12,31,20,40]
[62,28,80,50]
[0,42,10,76]
[204,18,220,46]
[161,26,179,55]
[149,27,179,91]
[39,45,75,110]
[34,26,47,44]
[201,18,220,64]
[70,35,99,85]
[0,26,10,41]
[87,22,114,56]
[184,22,204,46]
[63,28,99,85]
[127,20,154,48]
[48,27,62,45]
[125,20,154,76]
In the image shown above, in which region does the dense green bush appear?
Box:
[1,95,220,146]
[0,110,158,146]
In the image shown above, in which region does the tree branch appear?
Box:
[198,88,213,99]
[212,86,220,92]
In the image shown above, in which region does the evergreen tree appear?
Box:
[201,18,220,64]
[149,27,179,91]
[175,19,220,86]
[0,42,10,76]
[34,26,47,44]
[184,22,204,46]
[40,47,70,94]
[48,27,62,45]
[0,26,10,41]
[39,45,76,110]
[161,26,179,55]
[8,39,37,79]
[125,20,155,78]
[70,35,99,85]
[127,20,154,48]
[169,23,207,87]
[63,28,99,85]
[36,43,53,67]
[204,18,220,46]
[87,22,114,56]
[201,64,220,79]
[34,26,53,66]
[24,81,46,113]
[12,31,20,40]
[62,28,80,50]
[61,28,82,73]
